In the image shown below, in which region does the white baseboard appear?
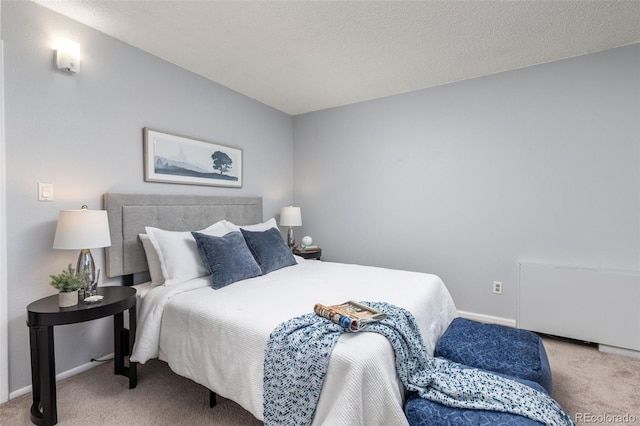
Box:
[8,353,114,400]
[457,310,517,328]
[599,344,640,359]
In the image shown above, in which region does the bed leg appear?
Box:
[209,390,217,408]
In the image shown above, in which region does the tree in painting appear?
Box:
[211,151,233,175]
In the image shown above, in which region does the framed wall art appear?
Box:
[143,128,242,188]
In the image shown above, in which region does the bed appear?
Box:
[104,193,458,425]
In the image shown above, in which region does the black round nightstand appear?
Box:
[26,286,137,425]
[293,247,322,260]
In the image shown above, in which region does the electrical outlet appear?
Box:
[492,281,502,294]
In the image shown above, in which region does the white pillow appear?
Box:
[227,217,277,232]
[138,234,164,287]
[145,220,235,285]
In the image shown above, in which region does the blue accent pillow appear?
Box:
[192,231,262,289]
[240,227,297,274]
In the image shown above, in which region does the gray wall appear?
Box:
[293,44,640,320]
[3,1,292,393]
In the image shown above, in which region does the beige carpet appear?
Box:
[1,336,639,425]
[543,337,640,424]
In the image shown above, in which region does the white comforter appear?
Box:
[131,258,457,425]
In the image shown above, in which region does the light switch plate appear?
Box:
[38,182,54,201]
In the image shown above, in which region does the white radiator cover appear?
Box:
[517,263,640,351]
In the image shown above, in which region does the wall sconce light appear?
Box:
[56,39,80,73]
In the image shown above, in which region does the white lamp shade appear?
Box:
[53,209,111,249]
[279,206,302,227]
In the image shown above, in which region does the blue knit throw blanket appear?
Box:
[263,301,574,426]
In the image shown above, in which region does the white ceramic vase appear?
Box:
[58,290,78,308]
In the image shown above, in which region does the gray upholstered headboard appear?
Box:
[103,193,263,278]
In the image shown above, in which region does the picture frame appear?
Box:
[143,128,242,188]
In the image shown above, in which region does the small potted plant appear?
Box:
[50,265,88,307]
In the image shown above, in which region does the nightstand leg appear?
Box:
[113,309,137,389]
[29,325,56,425]
[113,312,124,376]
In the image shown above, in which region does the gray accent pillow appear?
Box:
[240,227,297,275]
[192,231,262,289]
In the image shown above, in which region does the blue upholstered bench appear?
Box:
[405,372,548,426]
[404,317,553,426]
[434,317,552,393]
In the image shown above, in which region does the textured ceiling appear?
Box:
[33,0,640,115]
